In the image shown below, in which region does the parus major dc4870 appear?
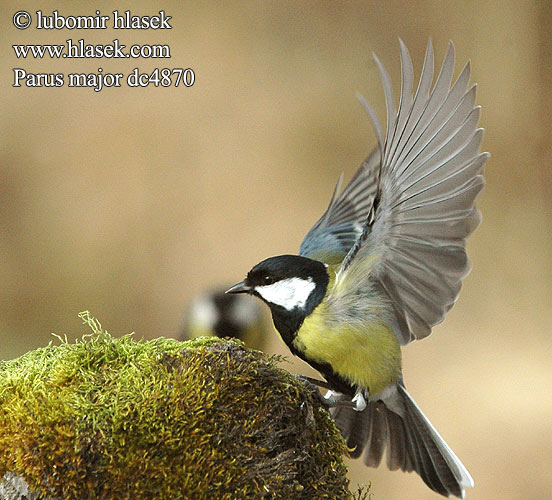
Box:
[227,39,488,498]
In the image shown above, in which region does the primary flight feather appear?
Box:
[228,39,487,498]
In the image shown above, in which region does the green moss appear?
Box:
[0,312,362,500]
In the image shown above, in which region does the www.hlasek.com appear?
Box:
[13,39,170,59]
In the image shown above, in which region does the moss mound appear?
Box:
[0,312,360,500]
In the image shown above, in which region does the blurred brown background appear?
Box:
[1,1,551,499]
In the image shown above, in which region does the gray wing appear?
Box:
[334,39,488,345]
[299,149,379,264]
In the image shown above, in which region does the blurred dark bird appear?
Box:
[228,39,487,497]
[180,289,267,350]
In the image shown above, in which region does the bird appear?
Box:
[227,39,487,498]
[180,289,267,350]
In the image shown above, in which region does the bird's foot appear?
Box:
[352,388,367,411]
[292,374,333,390]
[291,374,323,398]
[324,388,368,410]
[321,390,354,409]
[291,375,354,408]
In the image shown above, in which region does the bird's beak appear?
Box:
[226,280,251,294]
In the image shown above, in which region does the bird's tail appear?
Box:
[330,383,473,498]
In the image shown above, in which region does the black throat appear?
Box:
[268,272,328,350]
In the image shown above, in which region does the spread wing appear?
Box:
[332,39,488,345]
[299,149,379,264]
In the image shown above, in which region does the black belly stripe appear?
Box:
[268,285,359,397]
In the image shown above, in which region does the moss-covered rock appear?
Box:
[0,312,365,500]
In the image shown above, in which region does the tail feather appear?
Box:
[364,403,387,467]
[386,408,411,471]
[345,406,370,459]
[399,384,473,497]
[404,407,452,496]
[330,384,473,498]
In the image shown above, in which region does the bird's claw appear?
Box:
[352,390,367,411]
[292,375,367,410]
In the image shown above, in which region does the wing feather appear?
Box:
[357,93,384,155]
[331,40,488,344]
[386,39,414,164]
[373,53,397,159]
[392,42,456,178]
[394,76,475,181]
[298,150,380,262]
[389,39,435,177]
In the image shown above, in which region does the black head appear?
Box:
[227,254,329,317]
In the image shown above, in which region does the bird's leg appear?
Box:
[322,390,356,409]
[322,385,368,410]
[301,375,334,391]
[296,375,368,410]
[291,373,322,394]
[292,374,355,408]
[291,373,334,390]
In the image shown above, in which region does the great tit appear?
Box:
[180,289,266,350]
[227,39,487,498]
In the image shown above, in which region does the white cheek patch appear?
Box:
[255,277,316,311]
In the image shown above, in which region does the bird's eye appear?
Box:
[263,276,274,285]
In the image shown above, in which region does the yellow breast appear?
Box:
[292,304,402,395]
